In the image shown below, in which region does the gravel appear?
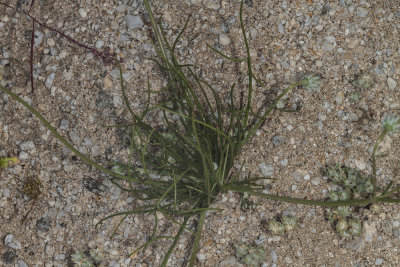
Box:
[124,14,144,29]
[1,0,400,266]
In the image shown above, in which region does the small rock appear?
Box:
[335,91,344,105]
[258,163,274,177]
[375,258,384,266]
[356,7,368,18]
[34,31,44,48]
[272,135,285,146]
[311,177,320,185]
[291,172,302,182]
[4,234,21,250]
[196,253,206,262]
[59,119,69,130]
[219,33,231,46]
[18,260,29,267]
[280,158,288,167]
[2,251,17,264]
[36,217,51,232]
[45,72,55,88]
[363,221,377,242]
[325,36,336,43]
[68,130,81,145]
[387,77,397,90]
[91,145,101,157]
[59,50,67,59]
[322,41,333,51]
[19,141,35,151]
[219,255,242,267]
[78,8,87,19]
[47,38,55,47]
[124,14,144,29]
[204,0,220,10]
[103,75,113,88]
[95,40,104,49]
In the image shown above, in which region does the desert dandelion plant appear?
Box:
[1,0,400,266]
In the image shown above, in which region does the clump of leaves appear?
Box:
[71,249,103,267]
[325,113,400,239]
[266,214,298,235]
[235,242,266,267]
[325,165,366,239]
[1,0,400,266]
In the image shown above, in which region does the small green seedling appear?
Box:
[235,242,266,267]
[0,157,18,169]
[266,215,298,235]
[71,249,103,267]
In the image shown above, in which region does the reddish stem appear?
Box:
[30,21,35,92]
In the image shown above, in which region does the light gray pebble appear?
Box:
[322,41,333,52]
[109,261,120,267]
[278,23,284,34]
[59,119,69,130]
[34,31,44,48]
[219,255,242,267]
[68,130,81,145]
[335,91,345,105]
[271,250,278,263]
[280,158,288,167]
[188,0,202,4]
[325,36,336,43]
[387,77,397,90]
[19,141,35,151]
[311,177,320,185]
[91,145,101,157]
[197,253,207,261]
[258,163,274,177]
[124,14,144,29]
[18,260,28,267]
[78,8,87,19]
[204,0,220,10]
[291,172,301,182]
[4,234,21,250]
[95,40,104,49]
[19,151,29,160]
[356,7,368,18]
[219,33,231,46]
[375,258,384,265]
[47,38,55,47]
[272,135,285,146]
[45,73,55,88]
